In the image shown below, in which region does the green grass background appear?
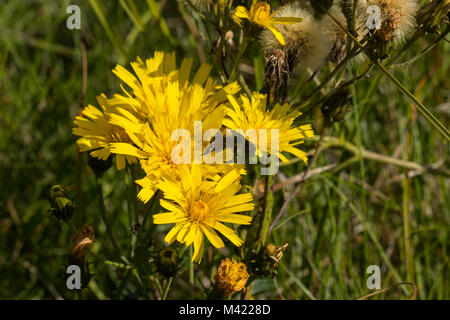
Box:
[0,0,448,299]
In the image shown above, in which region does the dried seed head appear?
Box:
[357,0,419,44]
[260,5,333,72]
[264,48,291,89]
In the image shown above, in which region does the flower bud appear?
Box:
[48,185,74,221]
[417,0,450,34]
[155,247,179,277]
[321,87,351,125]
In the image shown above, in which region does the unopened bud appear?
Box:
[155,247,179,277]
[48,185,74,221]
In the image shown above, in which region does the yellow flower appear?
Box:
[214,258,249,297]
[73,94,137,170]
[233,1,302,45]
[224,92,314,163]
[153,165,254,263]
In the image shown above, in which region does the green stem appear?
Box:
[162,277,173,300]
[95,176,122,258]
[189,245,194,298]
[229,37,248,82]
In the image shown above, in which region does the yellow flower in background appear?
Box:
[224,92,314,163]
[73,94,137,170]
[214,258,249,297]
[153,165,254,263]
[233,1,302,45]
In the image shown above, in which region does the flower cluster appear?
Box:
[73,51,314,263]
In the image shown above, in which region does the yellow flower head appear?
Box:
[73,94,137,170]
[108,52,241,202]
[153,165,254,263]
[224,92,314,163]
[233,1,302,45]
[214,258,249,296]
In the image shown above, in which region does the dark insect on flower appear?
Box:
[48,185,74,221]
[380,10,404,42]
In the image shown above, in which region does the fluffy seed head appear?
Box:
[357,0,419,43]
[260,5,333,72]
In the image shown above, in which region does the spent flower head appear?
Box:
[213,258,249,298]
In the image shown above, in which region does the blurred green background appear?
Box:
[0,0,448,299]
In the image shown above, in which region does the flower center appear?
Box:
[189,200,209,222]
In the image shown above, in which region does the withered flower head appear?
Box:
[71,224,95,259]
[214,258,249,298]
[248,243,288,278]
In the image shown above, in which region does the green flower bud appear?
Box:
[48,185,74,221]
[155,247,179,277]
[247,243,288,278]
[321,87,351,125]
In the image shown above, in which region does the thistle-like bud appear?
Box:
[209,258,249,299]
[321,87,351,125]
[48,185,74,221]
[247,243,288,278]
[416,0,450,34]
[87,154,112,177]
[155,247,180,277]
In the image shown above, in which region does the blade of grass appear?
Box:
[88,0,129,62]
